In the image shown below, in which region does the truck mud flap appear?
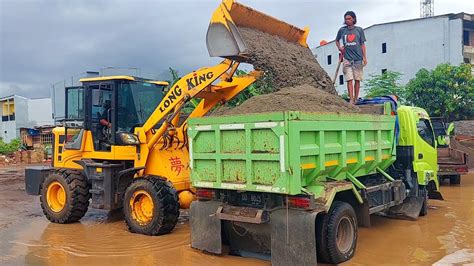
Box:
[387,196,424,220]
[190,200,223,254]
[428,189,444,200]
[271,209,320,266]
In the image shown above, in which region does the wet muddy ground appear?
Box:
[1,165,473,265]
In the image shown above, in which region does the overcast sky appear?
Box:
[0,0,472,99]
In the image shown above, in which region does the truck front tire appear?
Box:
[449,175,461,185]
[316,201,358,264]
[123,176,180,236]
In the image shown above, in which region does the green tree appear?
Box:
[404,64,474,121]
[364,71,404,100]
[339,91,349,101]
[0,138,21,155]
[226,69,274,107]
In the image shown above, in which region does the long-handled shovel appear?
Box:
[332,52,344,85]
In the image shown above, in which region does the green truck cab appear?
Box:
[188,104,440,265]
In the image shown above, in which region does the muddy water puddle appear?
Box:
[1,167,473,265]
[0,210,266,265]
[352,174,474,265]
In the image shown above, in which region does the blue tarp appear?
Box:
[27,129,40,136]
[356,95,400,143]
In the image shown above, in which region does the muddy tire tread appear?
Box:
[40,170,90,223]
[325,201,358,264]
[316,212,331,263]
[124,176,179,236]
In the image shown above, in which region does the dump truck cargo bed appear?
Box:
[188,111,396,195]
[437,147,468,184]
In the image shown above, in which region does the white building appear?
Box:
[312,13,474,95]
[0,95,54,143]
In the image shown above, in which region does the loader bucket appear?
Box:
[207,0,310,58]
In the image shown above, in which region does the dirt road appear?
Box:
[1,165,473,265]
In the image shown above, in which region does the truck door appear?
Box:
[413,115,437,186]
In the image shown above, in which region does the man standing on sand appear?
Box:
[335,11,367,104]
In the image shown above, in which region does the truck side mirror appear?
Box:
[447,123,455,136]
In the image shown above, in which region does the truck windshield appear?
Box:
[117,81,165,132]
[417,118,435,147]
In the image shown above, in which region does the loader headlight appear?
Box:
[117,132,140,145]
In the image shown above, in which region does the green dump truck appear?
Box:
[188,104,441,265]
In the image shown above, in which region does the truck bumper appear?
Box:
[190,200,320,265]
[25,166,52,195]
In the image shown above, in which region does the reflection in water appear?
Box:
[352,176,474,264]
[4,209,266,265]
[1,175,474,265]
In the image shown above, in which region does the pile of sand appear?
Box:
[211,27,359,116]
[218,84,359,116]
[237,27,336,94]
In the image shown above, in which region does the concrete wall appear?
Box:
[27,98,54,127]
[313,15,465,95]
[0,121,16,143]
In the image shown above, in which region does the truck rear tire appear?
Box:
[40,170,91,223]
[449,175,461,185]
[123,176,179,236]
[316,201,357,264]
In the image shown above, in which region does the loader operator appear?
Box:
[98,100,112,148]
[335,11,367,104]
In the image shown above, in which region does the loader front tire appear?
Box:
[40,170,90,223]
[123,176,179,236]
[317,201,357,264]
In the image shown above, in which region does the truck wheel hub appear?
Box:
[336,216,354,253]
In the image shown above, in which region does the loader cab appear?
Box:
[65,76,168,152]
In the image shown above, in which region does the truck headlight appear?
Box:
[117,132,140,145]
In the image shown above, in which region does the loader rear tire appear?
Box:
[123,176,179,236]
[316,201,357,264]
[40,170,91,223]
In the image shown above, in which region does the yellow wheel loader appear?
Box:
[25,0,309,236]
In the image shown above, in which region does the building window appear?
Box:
[382,69,387,74]
[327,55,332,65]
[339,75,344,85]
[382,43,387,53]
[463,31,469,46]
